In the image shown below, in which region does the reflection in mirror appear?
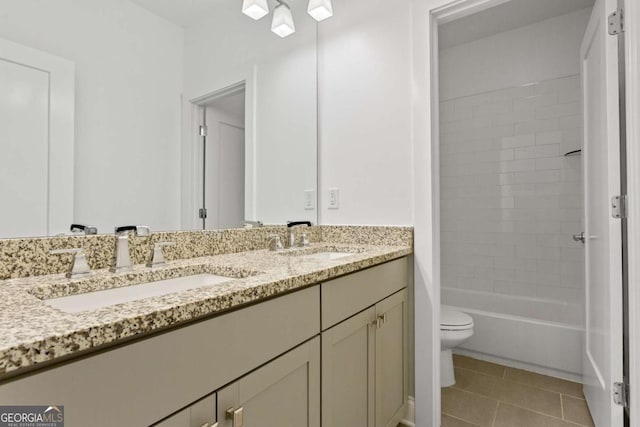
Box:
[0,0,317,238]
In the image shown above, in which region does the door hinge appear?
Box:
[612,195,628,219]
[613,382,629,408]
[199,125,208,137]
[608,9,624,35]
[199,208,208,219]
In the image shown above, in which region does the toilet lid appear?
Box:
[440,309,473,330]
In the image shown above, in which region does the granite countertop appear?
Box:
[0,242,412,378]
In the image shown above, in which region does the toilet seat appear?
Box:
[440,309,473,331]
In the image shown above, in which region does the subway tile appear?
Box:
[535,102,580,120]
[502,133,535,148]
[513,170,561,184]
[535,157,563,171]
[454,92,494,108]
[559,114,582,130]
[493,107,535,125]
[535,75,580,95]
[515,118,559,135]
[514,144,560,159]
[474,101,512,117]
[501,159,536,173]
[514,93,558,111]
[536,130,563,145]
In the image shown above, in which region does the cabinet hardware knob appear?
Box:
[226,407,244,427]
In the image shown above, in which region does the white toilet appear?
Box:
[440,308,474,387]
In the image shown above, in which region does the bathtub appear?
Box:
[442,287,584,382]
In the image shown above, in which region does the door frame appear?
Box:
[180,81,249,231]
[411,0,640,425]
[623,0,640,421]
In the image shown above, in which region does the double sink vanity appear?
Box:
[0,225,413,427]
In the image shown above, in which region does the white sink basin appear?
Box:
[45,273,233,313]
[299,252,354,261]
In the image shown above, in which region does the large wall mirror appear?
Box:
[0,0,317,238]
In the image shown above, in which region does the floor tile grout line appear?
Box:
[449,388,592,427]
[450,387,567,422]
[450,358,592,427]
[491,401,500,427]
[442,412,482,427]
[454,365,586,400]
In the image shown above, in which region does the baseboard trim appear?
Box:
[399,396,415,426]
[454,349,583,383]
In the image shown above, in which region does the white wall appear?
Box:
[439,8,591,100]
[183,2,317,226]
[318,0,413,226]
[0,0,184,233]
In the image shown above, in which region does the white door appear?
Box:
[218,123,245,229]
[0,38,74,237]
[0,55,49,237]
[581,0,624,426]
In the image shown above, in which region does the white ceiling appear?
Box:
[439,0,595,50]
[130,0,227,27]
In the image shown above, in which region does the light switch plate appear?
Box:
[304,189,315,210]
[328,188,339,209]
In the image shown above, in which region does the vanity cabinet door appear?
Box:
[321,307,376,427]
[216,337,320,427]
[375,290,408,427]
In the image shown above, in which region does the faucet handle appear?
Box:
[70,224,98,235]
[147,242,175,267]
[50,248,91,279]
[115,225,151,236]
[269,235,284,251]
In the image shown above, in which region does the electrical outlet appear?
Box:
[304,189,315,210]
[328,188,339,209]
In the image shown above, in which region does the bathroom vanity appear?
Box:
[0,226,412,427]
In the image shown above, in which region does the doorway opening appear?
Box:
[430,0,626,426]
[192,83,247,230]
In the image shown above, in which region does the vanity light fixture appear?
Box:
[242,0,333,37]
[242,0,270,20]
[307,0,333,21]
[271,1,296,38]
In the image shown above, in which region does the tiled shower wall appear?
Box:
[439,75,585,324]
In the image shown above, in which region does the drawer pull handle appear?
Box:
[200,422,218,427]
[226,407,244,427]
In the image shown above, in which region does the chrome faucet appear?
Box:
[111,225,150,273]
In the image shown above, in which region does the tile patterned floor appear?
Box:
[441,355,595,427]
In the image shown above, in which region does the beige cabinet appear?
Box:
[154,394,217,427]
[217,337,320,427]
[375,290,409,427]
[322,289,408,427]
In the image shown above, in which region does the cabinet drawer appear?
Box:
[321,258,407,330]
[0,285,320,427]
